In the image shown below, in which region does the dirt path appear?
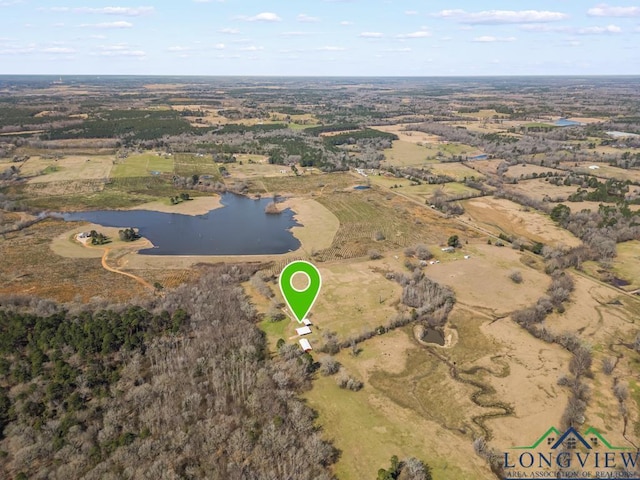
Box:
[100,247,154,290]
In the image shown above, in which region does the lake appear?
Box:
[61,193,301,255]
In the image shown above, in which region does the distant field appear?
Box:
[466,159,503,176]
[394,182,481,204]
[174,153,221,178]
[382,140,432,166]
[371,124,441,144]
[611,240,640,291]
[225,157,294,179]
[111,153,174,178]
[504,178,587,202]
[462,196,582,247]
[572,162,640,183]
[505,164,565,179]
[429,162,486,180]
[258,171,356,195]
[22,155,113,183]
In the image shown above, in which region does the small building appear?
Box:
[302,318,312,326]
[77,232,90,239]
[588,165,600,170]
[296,326,312,336]
[299,339,312,352]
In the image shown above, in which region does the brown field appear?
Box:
[0,219,148,302]
[21,155,113,182]
[505,163,565,179]
[503,178,586,202]
[465,159,503,176]
[462,197,582,247]
[424,243,550,316]
[429,162,486,180]
[572,162,640,183]
[225,158,297,179]
[371,124,441,144]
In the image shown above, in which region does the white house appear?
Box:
[299,339,312,352]
[302,318,312,326]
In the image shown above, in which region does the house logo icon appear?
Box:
[503,426,638,479]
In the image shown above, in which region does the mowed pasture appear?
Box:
[394,182,481,204]
[313,189,456,262]
[503,178,587,202]
[462,197,582,247]
[572,162,640,183]
[21,155,114,183]
[111,153,174,178]
[383,140,477,167]
[225,157,296,179]
[371,124,441,144]
[610,240,640,291]
[429,162,486,180]
[173,153,221,179]
[504,163,565,179]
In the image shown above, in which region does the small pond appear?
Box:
[60,193,301,256]
[422,328,445,346]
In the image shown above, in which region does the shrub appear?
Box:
[602,357,616,375]
[319,357,340,376]
[368,249,383,260]
[509,270,523,284]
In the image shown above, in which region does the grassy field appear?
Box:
[257,171,357,195]
[21,155,114,182]
[174,153,221,178]
[0,219,147,302]
[462,197,582,247]
[383,140,479,167]
[313,188,458,261]
[610,240,640,290]
[429,162,486,180]
[393,182,481,204]
[505,164,565,179]
[111,153,174,177]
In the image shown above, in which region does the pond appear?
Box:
[60,193,301,256]
[422,327,445,346]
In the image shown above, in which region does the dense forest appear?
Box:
[0,265,338,479]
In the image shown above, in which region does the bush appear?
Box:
[319,357,340,376]
[509,270,523,284]
[414,244,433,261]
[336,373,363,391]
[602,357,616,375]
[374,230,386,241]
[368,249,383,260]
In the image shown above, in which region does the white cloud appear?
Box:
[397,30,431,38]
[340,21,353,25]
[382,47,412,52]
[587,4,640,17]
[0,0,23,6]
[80,21,133,28]
[404,10,418,16]
[359,32,383,38]
[297,13,320,23]
[75,6,154,16]
[473,36,516,42]
[520,24,573,33]
[42,46,76,53]
[317,46,345,51]
[280,31,312,37]
[193,0,225,3]
[214,43,225,49]
[577,24,622,34]
[240,45,263,51]
[434,9,568,24]
[98,44,145,56]
[219,28,240,34]
[168,46,191,52]
[238,12,282,22]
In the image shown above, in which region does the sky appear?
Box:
[0,1,639,76]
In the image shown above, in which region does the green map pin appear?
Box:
[279,260,322,323]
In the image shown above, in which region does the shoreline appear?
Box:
[50,195,340,269]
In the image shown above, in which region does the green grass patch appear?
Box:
[174,153,221,179]
[111,153,173,178]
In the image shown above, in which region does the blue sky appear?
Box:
[1,1,639,75]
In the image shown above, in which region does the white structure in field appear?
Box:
[296,326,312,336]
[299,339,312,352]
[302,318,312,326]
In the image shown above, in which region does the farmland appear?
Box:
[2,76,640,480]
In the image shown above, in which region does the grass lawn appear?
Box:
[111,153,174,178]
